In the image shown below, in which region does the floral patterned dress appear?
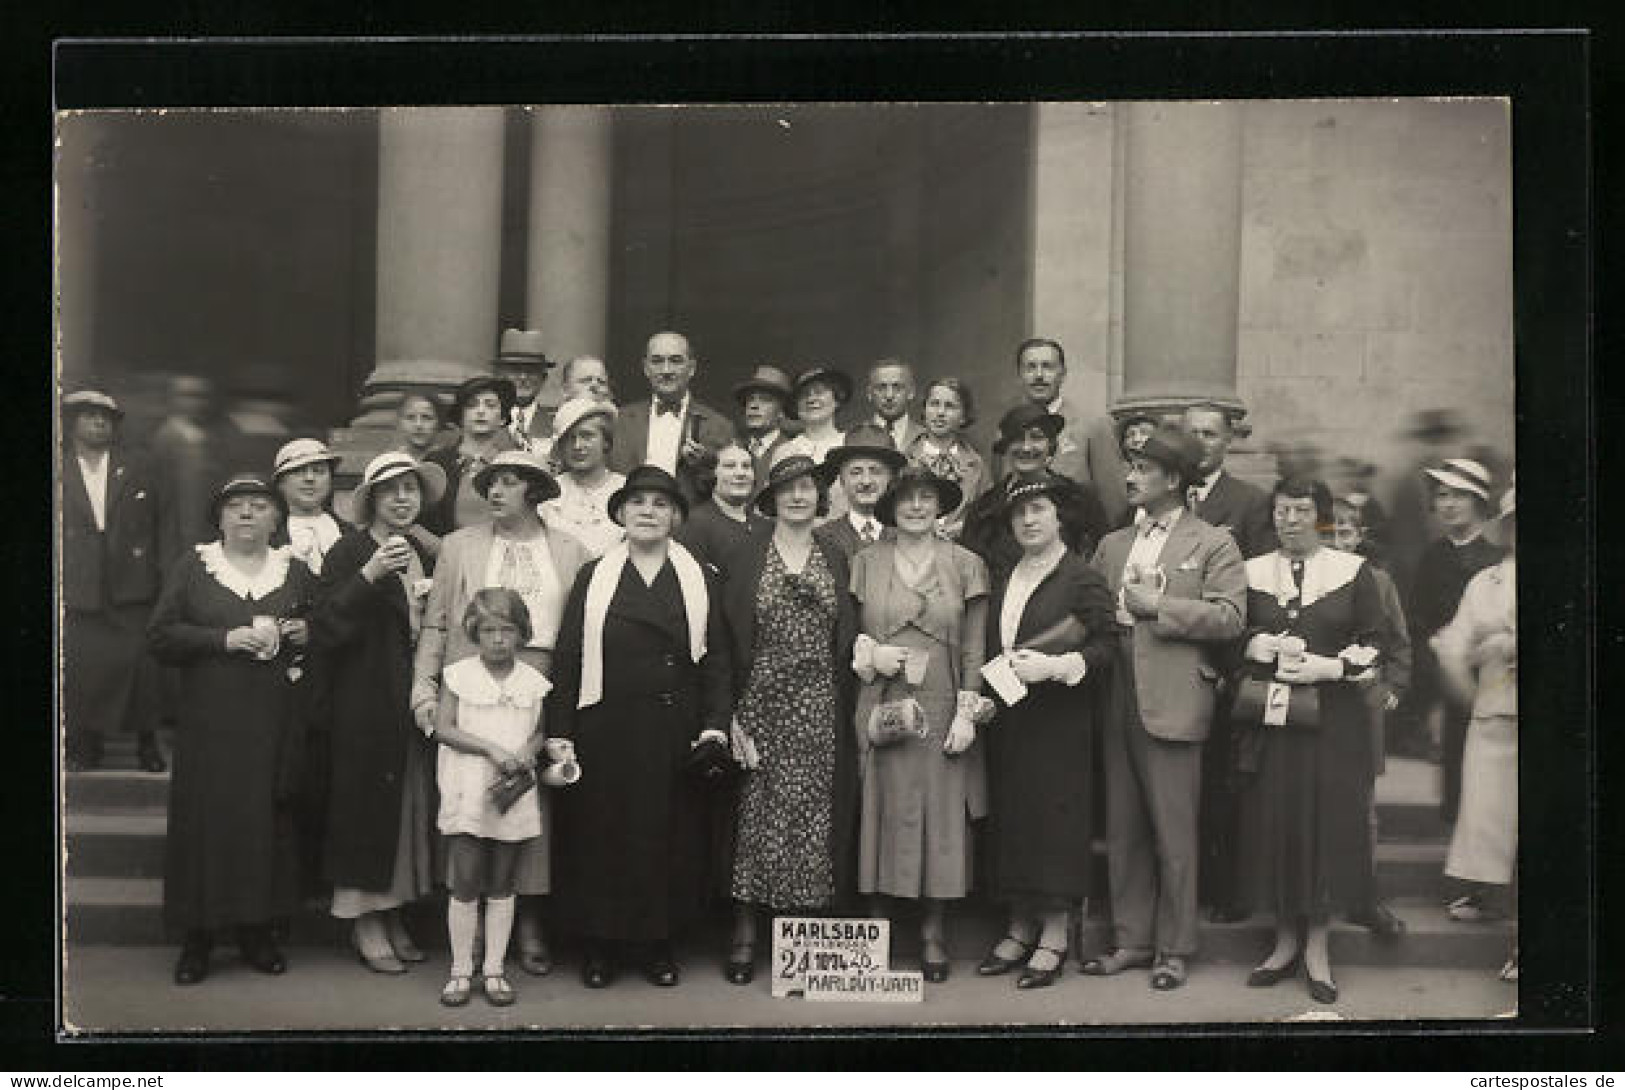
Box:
[730,544,842,910]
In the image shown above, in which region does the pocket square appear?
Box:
[1177,558,1200,572]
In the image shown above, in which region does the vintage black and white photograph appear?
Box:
[56,96,1521,1032]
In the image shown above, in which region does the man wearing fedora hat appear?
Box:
[61,387,168,773]
[733,364,795,486]
[813,423,907,566]
[1010,337,1129,528]
[610,332,736,505]
[493,328,558,452]
[1410,457,1503,825]
[1087,424,1246,991]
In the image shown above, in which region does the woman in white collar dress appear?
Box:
[547,465,733,989]
[539,396,627,559]
[411,449,590,977]
[148,474,316,986]
[272,439,344,577]
[1233,476,1389,1006]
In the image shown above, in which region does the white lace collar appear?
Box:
[196,540,292,601]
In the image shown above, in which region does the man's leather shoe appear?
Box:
[239,929,287,975]
[138,735,168,774]
[644,955,680,987]
[174,936,211,986]
[582,952,615,989]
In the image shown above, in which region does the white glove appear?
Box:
[870,644,908,678]
[1245,633,1282,664]
[942,717,976,756]
[1275,651,1345,685]
[851,634,879,684]
[1008,649,1060,684]
[413,700,437,737]
[729,718,761,770]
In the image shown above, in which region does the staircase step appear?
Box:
[65,812,168,878]
[66,769,170,811]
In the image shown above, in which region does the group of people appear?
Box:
[60,327,1518,1011]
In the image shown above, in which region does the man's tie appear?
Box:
[1287,558,1306,623]
[1140,516,1167,539]
[859,519,877,543]
[655,399,682,417]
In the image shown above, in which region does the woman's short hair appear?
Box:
[692,440,753,504]
[922,377,977,429]
[462,587,533,645]
[761,474,832,519]
[1273,475,1334,527]
[397,391,443,424]
[517,472,555,507]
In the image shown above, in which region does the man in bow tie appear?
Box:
[610,331,736,505]
[1087,425,1246,992]
[813,423,906,565]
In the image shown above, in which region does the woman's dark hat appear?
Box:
[452,374,518,423]
[824,423,907,473]
[62,388,124,420]
[875,464,964,527]
[209,473,289,527]
[608,464,690,524]
[1115,410,1159,449]
[993,403,1065,454]
[786,366,854,418]
[1131,424,1202,486]
[753,439,836,515]
[472,449,561,503]
[1002,470,1072,513]
[493,327,554,370]
[732,365,795,407]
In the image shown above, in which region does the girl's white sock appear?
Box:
[447,896,479,978]
[482,895,516,978]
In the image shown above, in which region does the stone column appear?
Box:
[524,107,612,410]
[1113,101,1249,432]
[350,107,508,432]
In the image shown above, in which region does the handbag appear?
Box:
[1232,675,1321,731]
[488,765,537,815]
[865,675,929,748]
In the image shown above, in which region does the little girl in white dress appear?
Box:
[433,588,554,1008]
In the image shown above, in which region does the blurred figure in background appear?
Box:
[61,387,168,773]
[150,373,228,567]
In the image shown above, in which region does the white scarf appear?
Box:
[578,539,708,709]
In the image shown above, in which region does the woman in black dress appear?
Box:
[548,465,734,989]
[1235,476,1389,1005]
[310,451,447,974]
[148,474,315,985]
[977,473,1117,989]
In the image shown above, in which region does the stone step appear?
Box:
[65,769,171,811]
[66,877,1508,969]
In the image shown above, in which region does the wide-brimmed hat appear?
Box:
[452,375,518,423]
[1001,470,1073,513]
[875,464,965,527]
[733,365,795,407]
[993,403,1065,454]
[493,327,554,370]
[608,464,690,524]
[1423,458,1493,502]
[273,438,342,479]
[472,449,560,503]
[1404,409,1468,442]
[552,396,618,442]
[350,451,447,519]
[1130,424,1202,488]
[62,388,123,420]
[824,422,907,473]
[209,473,289,527]
[787,366,854,418]
[753,438,837,515]
[1497,480,1516,520]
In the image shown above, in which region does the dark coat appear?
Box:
[1194,470,1278,560]
[675,500,770,582]
[813,514,894,569]
[548,556,734,941]
[960,471,1109,584]
[62,448,164,611]
[721,529,861,907]
[609,396,737,506]
[308,528,434,890]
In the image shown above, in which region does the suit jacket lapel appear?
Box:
[1158,513,1204,572]
[65,454,97,531]
[628,402,650,464]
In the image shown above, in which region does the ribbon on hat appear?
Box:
[578,539,709,710]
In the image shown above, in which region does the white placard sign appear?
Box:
[771,917,918,1000]
[804,969,925,1002]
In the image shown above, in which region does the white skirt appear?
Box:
[1444,714,1517,885]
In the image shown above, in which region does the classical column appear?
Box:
[350,107,508,430]
[1113,101,1249,432]
[524,107,612,410]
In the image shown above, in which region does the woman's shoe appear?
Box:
[921,941,951,983]
[173,935,211,986]
[385,913,426,964]
[977,935,1036,977]
[724,943,755,986]
[644,951,680,988]
[1246,954,1300,988]
[137,733,168,774]
[1149,954,1188,991]
[1499,955,1519,982]
[1016,946,1067,990]
[439,975,473,1007]
[518,945,553,977]
[1080,947,1154,977]
[1307,974,1339,1005]
[353,923,407,974]
[482,974,517,1007]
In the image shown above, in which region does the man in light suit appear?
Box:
[1011,338,1129,528]
[1183,403,1276,923]
[865,357,922,454]
[495,328,559,451]
[610,331,736,505]
[1086,424,1247,991]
